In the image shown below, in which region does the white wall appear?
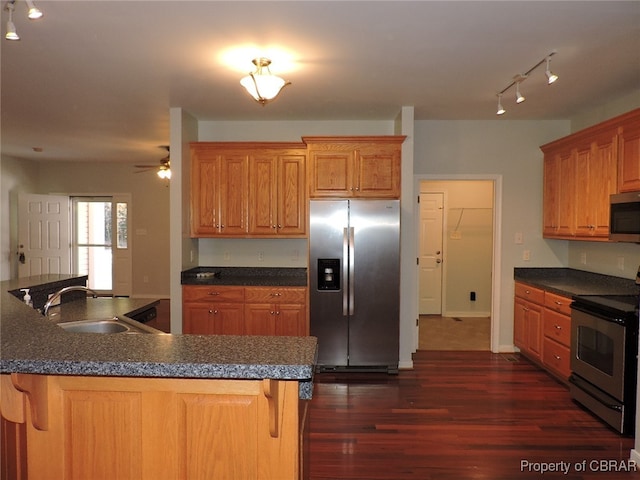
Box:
[0,156,39,281]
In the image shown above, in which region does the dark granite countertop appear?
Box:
[181,266,307,287]
[514,268,639,298]
[1,276,317,399]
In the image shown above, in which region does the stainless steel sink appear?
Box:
[57,316,161,334]
[59,319,130,333]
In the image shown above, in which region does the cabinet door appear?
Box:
[526,303,543,359]
[355,145,401,198]
[308,150,353,197]
[575,133,617,238]
[219,154,249,235]
[618,118,640,193]
[248,154,277,235]
[277,154,307,235]
[542,154,561,236]
[191,154,220,236]
[183,304,216,334]
[556,151,576,237]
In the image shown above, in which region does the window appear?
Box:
[72,197,129,294]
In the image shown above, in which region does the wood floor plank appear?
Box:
[308,351,640,479]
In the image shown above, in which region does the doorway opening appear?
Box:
[417,180,495,351]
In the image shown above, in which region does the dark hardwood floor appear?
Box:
[308,351,640,480]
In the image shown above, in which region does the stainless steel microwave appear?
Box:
[609,191,640,243]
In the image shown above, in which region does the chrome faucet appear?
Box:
[43,285,98,315]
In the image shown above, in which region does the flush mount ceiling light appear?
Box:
[494,51,558,115]
[3,0,43,41]
[240,57,291,105]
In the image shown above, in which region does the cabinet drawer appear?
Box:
[543,309,571,347]
[542,337,571,380]
[544,292,572,315]
[245,287,306,304]
[514,283,545,304]
[183,285,245,303]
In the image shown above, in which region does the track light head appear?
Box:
[25,0,42,19]
[496,94,506,115]
[545,57,558,84]
[5,2,19,40]
[515,82,525,104]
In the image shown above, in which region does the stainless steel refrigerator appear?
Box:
[309,199,400,373]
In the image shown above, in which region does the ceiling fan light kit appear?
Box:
[4,0,43,41]
[495,51,558,115]
[240,57,290,105]
[134,146,171,180]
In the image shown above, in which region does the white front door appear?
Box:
[419,192,444,314]
[18,193,71,277]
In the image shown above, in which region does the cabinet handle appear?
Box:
[554,355,561,360]
[277,224,282,229]
[554,324,562,330]
[525,290,531,294]
[208,292,220,296]
[554,301,563,306]
[270,292,282,297]
[208,309,218,314]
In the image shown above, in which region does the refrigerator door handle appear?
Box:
[348,226,355,315]
[342,227,349,316]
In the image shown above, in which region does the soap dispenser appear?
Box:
[20,288,33,307]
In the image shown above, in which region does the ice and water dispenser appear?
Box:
[317,259,340,290]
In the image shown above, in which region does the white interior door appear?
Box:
[18,193,70,277]
[419,192,443,314]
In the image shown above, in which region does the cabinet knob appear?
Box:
[554,355,561,360]
[554,324,562,330]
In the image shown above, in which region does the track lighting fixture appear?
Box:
[494,51,558,115]
[240,58,290,105]
[3,0,43,41]
[496,94,506,115]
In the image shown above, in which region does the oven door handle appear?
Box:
[569,375,623,412]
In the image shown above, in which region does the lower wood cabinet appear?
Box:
[183,285,308,336]
[514,282,573,382]
[513,283,544,361]
[1,373,304,480]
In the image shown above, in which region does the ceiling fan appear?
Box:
[134,146,171,179]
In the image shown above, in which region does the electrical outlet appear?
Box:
[258,251,264,262]
[580,252,587,265]
[523,250,531,261]
[223,252,230,261]
[617,256,625,271]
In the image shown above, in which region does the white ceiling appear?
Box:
[1,1,639,165]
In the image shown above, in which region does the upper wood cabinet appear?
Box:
[190,146,249,236]
[303,136,405,198]
[540,108,639,241]
[190,142,307,238]
[248,150,307,236]
[618,115,640,192]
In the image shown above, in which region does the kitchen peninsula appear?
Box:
[0,275,317,480]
